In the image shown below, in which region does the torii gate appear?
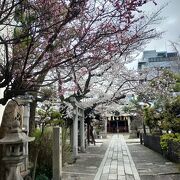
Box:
[70,97,85,159]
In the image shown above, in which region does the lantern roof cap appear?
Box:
[0,120,35,144]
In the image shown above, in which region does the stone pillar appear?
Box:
[73,107,78,158]
[15,96,32,173]
[104,117,107,138]
[70,123,73,148]
[127,117,131,133]
[53,127,62,180]
[7,166,23,180]
[23,103,30,132]
[129,118,138,138]
[23,103,30,171]
[80,116,85,152]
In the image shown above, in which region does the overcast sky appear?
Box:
[127,0,180,69]
[144,0,180,51]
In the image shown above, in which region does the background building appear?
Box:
[138,50,180,73]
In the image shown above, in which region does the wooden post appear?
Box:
[53,127,62,180]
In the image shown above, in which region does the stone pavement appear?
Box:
[62,134,180,180]
[62,137,110,180]
[94,134,140,180]
[127,141,180,180]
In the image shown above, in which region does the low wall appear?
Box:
[143,134,180,163]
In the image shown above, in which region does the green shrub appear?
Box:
[160,133,180,151]
[143,107,162,133]
[30,127,53,179]
[161,96,180,132]
[173,73,180,92]
[35,174,49,180]
[30,126,73,179]
[62,127,73,164]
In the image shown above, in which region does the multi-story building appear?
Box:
[138,50,180,73]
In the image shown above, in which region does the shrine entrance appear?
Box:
[107,115,130,133]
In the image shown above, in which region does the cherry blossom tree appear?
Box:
[52,1,162,102]
[0,0,161,132]
[0,0,87,105]
[52,7,162,114]
[0,0,159,106]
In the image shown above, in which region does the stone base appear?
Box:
[129,130,138,138]
[99,132,107,139]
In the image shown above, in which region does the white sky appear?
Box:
[144,0,180,51]
[127,0,180,69]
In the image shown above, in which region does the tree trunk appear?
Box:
[87,123,90,145]
[143,122,146,135]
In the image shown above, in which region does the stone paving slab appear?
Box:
[62,138,110,180]
[62,134,180,180]
[94,135,140,180]
[127,140,180,180]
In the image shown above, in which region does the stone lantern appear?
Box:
[0,120,35,180]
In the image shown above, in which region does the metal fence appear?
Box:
[143,134,180,163]
[143,134,162,154]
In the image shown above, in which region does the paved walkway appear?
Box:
[62,134,180,180]
[94,134,140,180]
[62,137,110,180]
[127,141,180,180]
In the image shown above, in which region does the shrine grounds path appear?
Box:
[62,134,180,180]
